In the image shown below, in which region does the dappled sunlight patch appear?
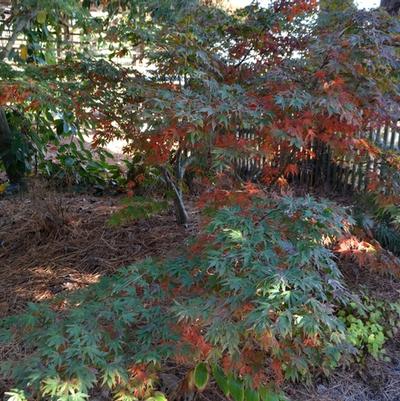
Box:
[0,190,198,317]
[336,236,400,277]
[336,236,377,262]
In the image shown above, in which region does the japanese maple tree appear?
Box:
[1,0,399,216]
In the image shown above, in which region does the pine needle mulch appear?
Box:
[288,264,400,401]
[0,187,198,317]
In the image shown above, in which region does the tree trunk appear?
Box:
[381,0,400,14]
[0,108,24,184]
[162,166,189,225]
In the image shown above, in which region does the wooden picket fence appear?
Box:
[235,123,400,194]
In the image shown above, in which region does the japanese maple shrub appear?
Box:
[1,194,358,401]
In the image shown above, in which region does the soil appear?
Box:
[0,184,399,401]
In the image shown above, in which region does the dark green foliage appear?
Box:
[0,109,27,185]
[0,102,126,190]
[354,193,400,255]
[210,370,286,401]
[227,376,244,401]
[40,144,124,189]
[212,364,229,396]
[1,259,172,401]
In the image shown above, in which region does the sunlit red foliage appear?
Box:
[0,84,30,106]
[274,0,318,21]
[336,235,400,277]
[197,181,262,210]
[126,363,156,398]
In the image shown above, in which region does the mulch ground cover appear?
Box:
[0,184,198,316]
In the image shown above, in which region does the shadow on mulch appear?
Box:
[0,183,198,316]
